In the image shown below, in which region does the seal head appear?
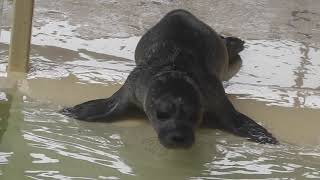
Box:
[144,71,202,149]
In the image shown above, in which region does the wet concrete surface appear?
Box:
[1,0,319,43]
[31,0,320,43]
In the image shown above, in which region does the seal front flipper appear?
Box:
[229,112,278,144]
[60,86,131,122]
[203,98,278,144]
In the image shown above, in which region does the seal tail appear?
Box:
[60,87,130,122]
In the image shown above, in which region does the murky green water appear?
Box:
[0,90,320,179]
[0,0,320,179]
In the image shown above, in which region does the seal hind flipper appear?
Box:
[223,54,242,81]
[61,87,131,122]
[220,35,245,62]
[220,35,245,80]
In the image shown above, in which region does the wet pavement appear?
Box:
[27,0,320,108]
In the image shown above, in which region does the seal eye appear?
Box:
[157,111,171,120]
[156,103,175,120]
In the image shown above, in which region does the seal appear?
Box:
[61,9,278,148]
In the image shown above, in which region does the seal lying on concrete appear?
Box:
[61,9,277,148]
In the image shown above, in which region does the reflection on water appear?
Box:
[1,96,320,179]
[30,153,59,164]
[1,27,320,108]
[226,40,320,109]
[196,142,320,179]
[24,102,133,175]
[0,152,12,165]
[0,92,11,142]
[0,91,13,177]
[0,76,319,179]
[1,96,135,179]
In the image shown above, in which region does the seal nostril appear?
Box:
[171,134,186,144]
[160,130,195,149]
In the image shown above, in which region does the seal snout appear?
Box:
[167,132,194,148]
[159,129,195,149]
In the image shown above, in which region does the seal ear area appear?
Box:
[60,88,130,122]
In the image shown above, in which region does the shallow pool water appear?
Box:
[0,89,320,180]
[1,0,320,179]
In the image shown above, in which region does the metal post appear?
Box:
[7,0,34,73]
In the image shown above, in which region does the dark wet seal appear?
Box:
[61,9,278,149]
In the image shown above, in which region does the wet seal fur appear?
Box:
[61,9,278,148]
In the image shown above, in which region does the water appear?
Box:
[0,94,320,179]
[1,0,320,179]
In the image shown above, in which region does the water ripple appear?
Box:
[19,101,135,178]
[195,142,320,179]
